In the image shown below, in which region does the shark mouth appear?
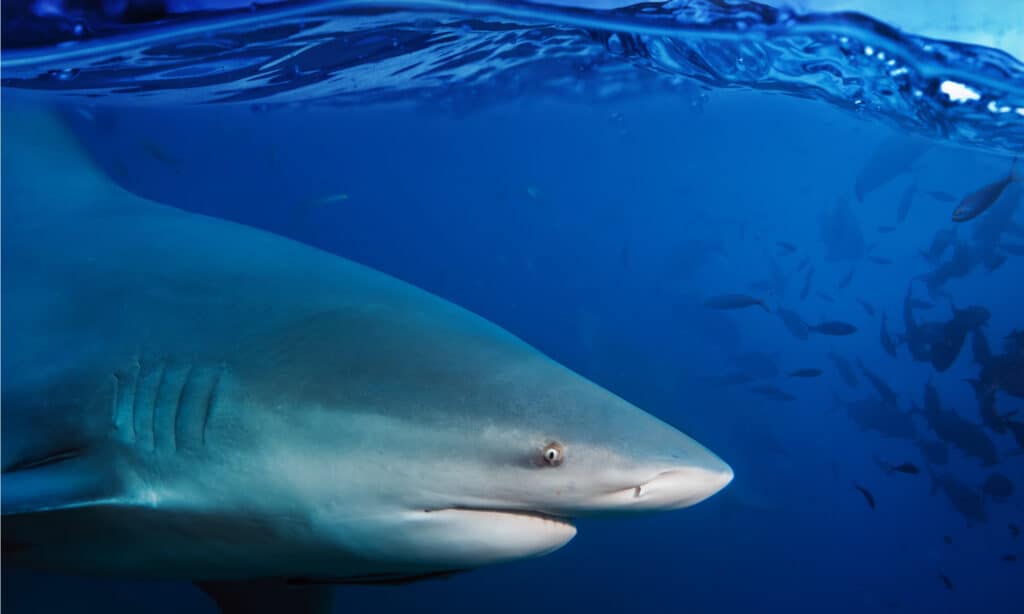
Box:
[437,506,575,528]
[410,507,578,564]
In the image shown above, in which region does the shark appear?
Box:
[0,105,733,613]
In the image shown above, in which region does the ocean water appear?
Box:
[2,1,1023,613]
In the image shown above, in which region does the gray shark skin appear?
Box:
[1,106,732,612]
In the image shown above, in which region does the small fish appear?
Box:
[796,256,810,272]
[776,241,798,256]
[857,299,876,317]
[877,225,896,233]
[809,321,858,336]
[853,482,876,509]
[897,181,916,223]
[1002,554,1018,562]
[943,535,952,545]
[951,159,1018,222]
[838,268,856,289]
[787,368,823,378]
[703,294,769,312]
[926,190,957,203]
[1010,523,1020,538]
[939,574,953,591]
[867,256,893,265]
[816,291,836,303]
[881,460,920,475]
[305,193,350,207]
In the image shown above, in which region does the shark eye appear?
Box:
[542,442,564,467]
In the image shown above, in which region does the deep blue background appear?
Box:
[4,85,1023,612]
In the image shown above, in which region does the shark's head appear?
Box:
[250,305,733,577]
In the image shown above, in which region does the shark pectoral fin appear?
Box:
[195,580,334,614]
[1,451,120,516]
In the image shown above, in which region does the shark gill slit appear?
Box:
[151,362,170,452]
[199,366,223,447]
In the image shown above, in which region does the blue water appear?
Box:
[2,1,1023,613]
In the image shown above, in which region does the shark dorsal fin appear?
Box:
[2,103,118,219]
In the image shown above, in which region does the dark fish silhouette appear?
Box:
[920,228,957,264]
[809,321,857,336]
[964,377,1007,435]
[939,575,953,591]
[973,328,1024,400]
[857,359,900,407]
[776,308,809,341]
[1011,523,1021,538]
[787,368,823,378]
[838,267,856,289]
[943,535,953,545]
[857,299,876,317]
[828,352,858,388]
[929,468,989,525]
[853,482,876,509]
[951,159,1018,222]
[1002,554,1018,562]
[904,289,989,372]
[896,182,916,223]
[867,256,893,265]
[918,380,1000,467]
[704,294,769,312]
[776,241,798,256]
[981,474,1014,502]
[874,457,919,475]
[880,313,899,357]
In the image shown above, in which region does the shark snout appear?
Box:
[585,458,734,513]
[634,464,734,509]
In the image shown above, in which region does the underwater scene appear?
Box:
[2,1,1023,613]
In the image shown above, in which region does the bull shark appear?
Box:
[1,105,733,612]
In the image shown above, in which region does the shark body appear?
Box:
[1,107,732,611]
